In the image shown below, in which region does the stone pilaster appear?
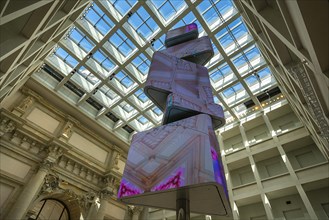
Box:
[6,145,63,220]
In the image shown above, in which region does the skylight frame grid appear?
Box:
[38,0,281,142]
[84,3,115,36]
[128,6,160,40]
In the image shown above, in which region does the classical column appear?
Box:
[95,189,113,220]
[129,205,143,220]
[6,145,63,220]
[139,207,149,220]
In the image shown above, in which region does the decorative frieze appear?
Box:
[5,130,46,156]
[57,155,102,186]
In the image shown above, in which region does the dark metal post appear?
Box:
[176,198,190,220]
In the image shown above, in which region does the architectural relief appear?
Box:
[61,121,74,139]
[57,155,103,186]
[0,118,16,136]
[17,96,35,112]
[113,153,121,170]
[41,174,59,194]
[79,191,98,210]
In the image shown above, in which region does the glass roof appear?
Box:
[34,0,283,143]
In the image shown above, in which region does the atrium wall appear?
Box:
[0,0,328,220]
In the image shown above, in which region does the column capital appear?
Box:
[39,160,54,172]
[46,144,64,163]
[99,188,114,201]
[128,205,143,215]
[78,191,97,211]
[40,174,59,194]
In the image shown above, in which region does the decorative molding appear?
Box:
[113,153,121,171]
[61,121,74,139]
[128,205,143,216]
[57,155,103,186]
[46,144,64,163]
[39,160,54,172]
[41,174,59,194]
[16,96,35,113]
[78,191,98,211]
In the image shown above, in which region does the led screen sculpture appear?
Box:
[119,23,231,217]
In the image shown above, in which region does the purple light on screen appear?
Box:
[211,147,229,198]
[187,23,197,31]
[118,179,144,198]
[151,168,184,192]
[211,147,224,185]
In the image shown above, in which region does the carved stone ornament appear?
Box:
[47,145,64,162]
[41,174,59,194]
[61,121,73,139]
[0,118,16,136]
[99,188,114,200]
[39,160,54,172]
[128,205,143,215]
[78,191,97,210]
[17,96,34,112]
[113,153,121,170]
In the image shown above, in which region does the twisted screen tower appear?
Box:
[118,24,231,217]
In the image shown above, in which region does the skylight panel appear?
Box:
[120,101,134,113]
[152,107,162,116]
[159,2,176,21]
[138,116,148,125]
[221,82,250,106]
[215,17,252,55]
[152,34,165,51]
[134,89,149,102]
[110,0,137,16]
[77,66,100,85]
[198,0,237,29]
[128,6,159,40]
[100,85,118,100]
[115,71,134,88]
[245,67,276,93]
[232,45,265,76]
[132,53,150,75]
[84,3,114,35]
[93,50,116,72]
[154,0,186,21]
[69,27,95,53]
[54,47,79,67]
[109,30,136,57]
[210,63,235,87]
[197,1,212,14]
[214,96,220,104]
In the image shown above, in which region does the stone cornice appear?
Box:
[21,87,118,152]
[21,87,127,153]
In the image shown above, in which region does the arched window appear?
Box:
[28,199,69,220]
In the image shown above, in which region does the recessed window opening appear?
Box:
[28,199,69,220]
